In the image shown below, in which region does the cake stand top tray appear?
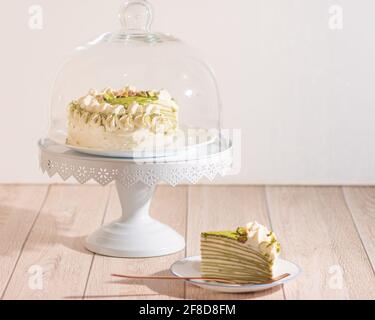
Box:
[39,138,233,187]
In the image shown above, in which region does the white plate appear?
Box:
[170,255,301,293]
[50,129,217,158]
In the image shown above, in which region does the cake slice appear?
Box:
[201,222,281,284]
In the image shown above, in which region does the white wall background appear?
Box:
[1,0,375,184]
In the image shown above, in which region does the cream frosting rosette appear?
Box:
[245,221,281,261]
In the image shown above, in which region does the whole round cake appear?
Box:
[67,86,180,151]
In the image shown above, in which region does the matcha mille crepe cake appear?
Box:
[200,222,281,284]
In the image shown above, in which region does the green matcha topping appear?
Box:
[104,92,158,107]
[109,96,158,106]
[202,225,281,251]
[103,88,156,101]
[100,88,156,106]
[202,228,248,243]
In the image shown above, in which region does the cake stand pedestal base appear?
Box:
[85,181,185,258]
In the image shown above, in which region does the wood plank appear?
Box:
[185,186,284,300]
[2,185,110,300]
[343,187,375,273]
[0,185,49,298]
[83,185,187,300]
[266,186,375,299]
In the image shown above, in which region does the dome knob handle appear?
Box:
[119,0,153,33]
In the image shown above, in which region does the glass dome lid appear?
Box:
[49,0,222,156]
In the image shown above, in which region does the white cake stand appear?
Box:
[39,138,232,258]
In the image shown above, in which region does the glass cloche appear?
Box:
[49,0,223,157]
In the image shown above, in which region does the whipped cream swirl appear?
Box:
[245,221,281,261]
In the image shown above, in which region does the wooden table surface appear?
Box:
[0,184,374,300]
